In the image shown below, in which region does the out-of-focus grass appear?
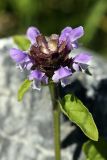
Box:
[82,0,107,45]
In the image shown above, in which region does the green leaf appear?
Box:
[83,138,107,160]
[18,79,31,101]
[60,94,99,141]
[13,35,30,50]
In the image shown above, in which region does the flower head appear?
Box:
[10,26,92,90]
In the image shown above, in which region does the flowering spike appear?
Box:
[10,26,92,90]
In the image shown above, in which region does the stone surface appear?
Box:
[0,38,107,160]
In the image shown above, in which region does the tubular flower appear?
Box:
[10,26,92,90]
[10,48,33,71]
[72,53,92,72]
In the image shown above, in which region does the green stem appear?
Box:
[49,83,61,160]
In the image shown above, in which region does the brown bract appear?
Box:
[30,34,71,77]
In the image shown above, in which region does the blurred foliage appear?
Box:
[13,35,30,50]
[0,0,107,55]
[82,0,107,45]
[83,138,107,160]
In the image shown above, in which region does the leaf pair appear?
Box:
[18,79,99,141]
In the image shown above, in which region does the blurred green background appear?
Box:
[0,0,107,56]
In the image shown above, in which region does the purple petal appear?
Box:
[73,53,92,64]
[59,27,73,50]
[24,56,33,70]
[61,77,72,87]
[10,48,27,63]
[61,26,73,33]
[72,41,78,49]
[29,70,48,90]
[26,26,40,44]
[29,70,45,81]
[22,60,33,70]
[26,62,33,70]
[52,66,72,83]
[59,26,83,50]
[69,26,84,42]
[59,27,72,43]
[15,56,33,71]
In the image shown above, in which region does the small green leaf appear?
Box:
[60,94,99,141]
[13,35,30,50]
[18,79,31,101]
[83,138,107,160]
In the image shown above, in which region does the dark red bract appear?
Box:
[30,34,71,77]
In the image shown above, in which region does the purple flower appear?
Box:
[52,66,72,87]
[26,27,40,44]
[29,70,48,90]
[10,48,27,63]
[72,53,92,71]
[10,26,91,90]
[10,48,33,71]
[59,26,84,50]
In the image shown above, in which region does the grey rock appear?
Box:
[0,38,74,160]
[0,38,107,160]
